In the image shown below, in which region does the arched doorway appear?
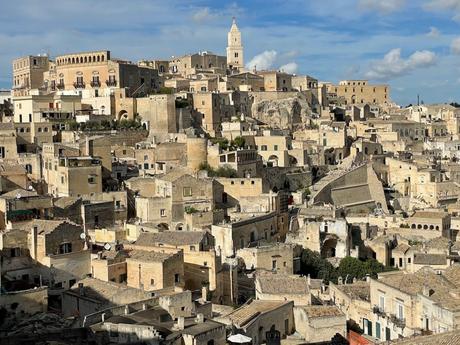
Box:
[321,238,338,258]
[118,110,128,120]
[267,155,279,167]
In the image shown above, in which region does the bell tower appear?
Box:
[226,17,244,71]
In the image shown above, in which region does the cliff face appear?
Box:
[250,93,312,129]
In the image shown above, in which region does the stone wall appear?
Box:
[0,286,48,316]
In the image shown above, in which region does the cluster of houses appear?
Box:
[2,17,460,345]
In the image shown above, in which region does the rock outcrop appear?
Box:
[250,92,312,130]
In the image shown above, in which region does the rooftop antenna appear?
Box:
[417,94,420,106]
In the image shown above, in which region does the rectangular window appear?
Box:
[160,209,166,217]
[0,147,5,158]
[396,301,404,320]
[379,295,385,312]
[88,176,96,184]
[272,260,277,270]
[150,279,155,286]
[59,242,72,254]
[174,273,180,283]
[183,187,192,197]
[376,322,381,339]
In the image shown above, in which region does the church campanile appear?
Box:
[226,17,244,71]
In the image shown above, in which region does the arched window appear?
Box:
[72,57,75,63]
[84,56,87,63]
[101,55,105,61]
[97,56,100,62]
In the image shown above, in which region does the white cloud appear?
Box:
[358,0,405,13]
[246,50,278,71]
[424,0,460,21]
[192,8,216,23]
[279,62,298,74]
[427,26,441,37]
[365,48,436,80]
[451,37,460,54]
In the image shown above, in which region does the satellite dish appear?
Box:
[104,243,111,251]
[28,185,33,191]
[16,193,21,199]
[80,233,86,240]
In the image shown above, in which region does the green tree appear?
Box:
[231,136,246,149]
[300,249,337,283]
[210,137,229,150]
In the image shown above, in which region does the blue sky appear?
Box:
[2,0,460,105]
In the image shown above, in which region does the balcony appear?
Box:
[372,305,385,317]
[90,80,101,88]
[106,79,117,87]
[390,314,406,328]
[73,81,86,89]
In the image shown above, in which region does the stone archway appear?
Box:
[321,238,338,258]
[118,110,128,120]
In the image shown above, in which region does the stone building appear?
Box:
[169,52,226,78]
[255,273,310,305]
[125,249,184,291]
[326,80,390,106]
[237,243,294,274]
[42,143,102,197]
[293,305,347,343]
[219,300,294,344]
[44,50,160,99]
[12,55,50,96]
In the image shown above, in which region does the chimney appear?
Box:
[177,316,185,330]
[307,274,311,286]
[124,305,129,315]
[78,283,84,295]
[30,226,38,260]
[366,274,371,283]
[196,313,204,324]
[338,276,343,285]
[101,313,106,323]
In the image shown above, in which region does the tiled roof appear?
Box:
[380,267,455,296]
[136,231,206,247]
[127,249,177,262]
[410,211,448,219]
[1,188,37,199]
[413,253,447,265]
[300,305,344,318]
[387,329,460,344]
[54,196,81,209]
[68,277,141,302]
[256,274,309,295]
[181,320,225,336]
[334,281,370,301]
[19,219,82,235]
[227,300,290,327]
